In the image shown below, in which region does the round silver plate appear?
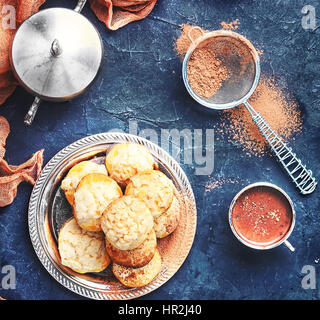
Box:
[28,132,197,300]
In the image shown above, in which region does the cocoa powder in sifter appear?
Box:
[175,25,230,99]
[186,47,229,98]
[175,23,254,99]
[174,23,303,157]
[174,20,241,59]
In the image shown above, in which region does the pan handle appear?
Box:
[244,101,317,195]
[24,97,41,126]
[74,0,87,13]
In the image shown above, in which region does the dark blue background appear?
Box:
[0,0,320,300]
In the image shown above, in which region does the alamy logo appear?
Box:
[301,265,316,290]
[1,265,16,290]
[1,5,16,30]
[302,5,317,31]
[109,120,215,176]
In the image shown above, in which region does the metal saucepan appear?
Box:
[10,0,103,125]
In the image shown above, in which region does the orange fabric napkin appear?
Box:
[90,0,157,30]
[0,116,44,207]
[0,0,45,105]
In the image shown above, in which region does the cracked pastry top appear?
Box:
[105,229,157,268]
[61,160,108,206]
[154,195,181,238]
[105,143,156,187]
[73,173,122,232]
[125,169,175,219]
[101,195,154,251]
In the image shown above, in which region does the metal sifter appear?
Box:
[10,0,103,125]
[182,28,317,195]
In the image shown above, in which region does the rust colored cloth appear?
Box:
[0,117,44,206]
[16,0,46,23]
[0,173,34,207]
[0,116,10,159]
[0,149,43,182]
[0,0,44,105]
[90,0,157,30]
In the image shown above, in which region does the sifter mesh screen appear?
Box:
[185,33,258,108]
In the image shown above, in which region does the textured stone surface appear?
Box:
[0,0,320,300]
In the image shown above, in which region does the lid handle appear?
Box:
[51,39,62,56]
[74,0,87,13]
[24,97,41,126]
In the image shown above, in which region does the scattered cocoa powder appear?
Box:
[187,47,229,98]
[220,19,240,30]
[174,19,241,61]
[215,77,303,157]
[205,178,240,192]
[157,190,196,267]
[175,24,209,60]
[256,48,264,57]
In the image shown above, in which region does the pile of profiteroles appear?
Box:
[57,143,181,288]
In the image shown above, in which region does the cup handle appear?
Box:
[283,240,295,252]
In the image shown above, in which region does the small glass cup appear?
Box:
[228,182,296,252]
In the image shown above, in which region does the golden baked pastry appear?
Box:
[101,195,154,251]
[106,229,157,268]
[105,143,156,187]
[112,249,162,288]
[125,170,174,219]
[61,160,108,206]
[73,173,122,232]
[58,218,110,274]
[154,195,181,238]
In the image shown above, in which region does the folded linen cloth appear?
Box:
[0,116,44,207]
[90,0,157,30]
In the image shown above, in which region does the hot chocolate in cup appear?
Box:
[229,182,296,252]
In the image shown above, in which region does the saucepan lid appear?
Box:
[11,7,103,101]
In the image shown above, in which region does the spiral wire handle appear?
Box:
[245,102,317,195]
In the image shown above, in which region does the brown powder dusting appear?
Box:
[220,19,240,30]
[205,178,240,192]
[256,48,264,57]
[175,23,255,99]
[174,24,208,60]
[187,47,229,98]
[216,77,303,157]
[157,190,196,266]
[175,21,241,60]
